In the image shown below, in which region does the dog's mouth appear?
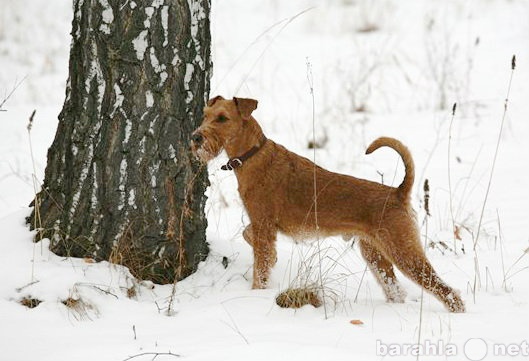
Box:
[190,131,222,163]
[190,143,212,163]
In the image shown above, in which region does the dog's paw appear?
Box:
[384,281,407,303]
[251,284,267,290]
[446,292,466,313]
[252,279,268,290]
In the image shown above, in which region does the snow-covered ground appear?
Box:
[1,1,528,360]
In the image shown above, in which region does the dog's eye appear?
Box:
[216,115,228,123]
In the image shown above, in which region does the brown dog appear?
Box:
[191,96,465,313]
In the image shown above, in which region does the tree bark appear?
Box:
[28,0,211,283]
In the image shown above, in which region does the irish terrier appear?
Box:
[191,96,465,313]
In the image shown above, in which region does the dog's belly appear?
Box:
[277,218,370,243]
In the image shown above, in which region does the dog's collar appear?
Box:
[221,136,267,171]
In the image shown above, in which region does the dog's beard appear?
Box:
[194,146,219,162]
[191,132,223,163]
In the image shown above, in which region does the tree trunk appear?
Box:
[28,0,211,283]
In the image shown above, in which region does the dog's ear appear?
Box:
[233,97,258,121]
[207,95,224,107]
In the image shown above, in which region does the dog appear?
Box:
[191,96,465,313]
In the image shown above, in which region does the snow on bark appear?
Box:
[184,63,194,103]
[67,30,104,225]
[149,47,168,87]
[99,0,113,34]
[172,48,180,66]
[64,77,72,104]
[73,0,85,39]
[149,159,162,226]
[137,136,146,167]
[145,91,154,108]
[90,162,99,211]
[168,144,177,162]
[148,114,159,135]
[124,116,132,145]
[144,7,154,27]
[67,142,94,235]
[132,30,149,61]
[52,219,62,245]
[89,162,101,241]
[84,42,105,116]
[135,112,149,167]
[128,189,136,208]
[112,83,124,115]
[161,6,169,47]
[187,0,207,70]
[118,158,128,211]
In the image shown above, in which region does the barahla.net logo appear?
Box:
[376,338,529,359]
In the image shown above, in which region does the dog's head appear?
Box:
[190,96,258,162]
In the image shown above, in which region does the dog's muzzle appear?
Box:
[191,132,204,147]
[190,130,210,162]
[190,131,202,158]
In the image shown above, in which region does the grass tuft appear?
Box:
[61,296,96,321]
[276,287,322,309]
[19,296,42,309]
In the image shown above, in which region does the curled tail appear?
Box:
[365,137,415,198]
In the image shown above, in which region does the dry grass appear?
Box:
[109,220,162,283]
[61,296,97,321]
[276,287,322,309]
[19,296,42,309]
[126,286,137,299]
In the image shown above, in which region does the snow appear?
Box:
[144,7,155,28]
[145,90,154,108]
[1,1,529,361]
[69,142,94,221]
[85,42,106,116]
[161,5,169,47]
[113,83,125,117]
[132,30,149,61]
[118,158,128,211]
[187,0,207,70]
[149,47,168,86]
[184,63,195,102]
[152,0,165,9]
[128,189,136,209]
[99,0,114,35]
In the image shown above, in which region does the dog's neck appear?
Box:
[224,117,266,160]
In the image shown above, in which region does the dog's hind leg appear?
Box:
[359,239,407,303]
[383,232,465,313]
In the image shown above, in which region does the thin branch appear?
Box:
[417,179,431,361]
[123,352,180,361]
[307,58,328,319]
[474,55,516,250]
[0,76,27,111]
[233,7,315,93]
[221,304,249,345]
[447,103,457,254]
[504,246,529,283]
[472,55,516,298]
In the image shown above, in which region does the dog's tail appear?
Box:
[365,137,415,198]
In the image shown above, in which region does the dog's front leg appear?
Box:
[243,223,277,289]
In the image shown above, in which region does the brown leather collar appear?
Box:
[221,135,267,171]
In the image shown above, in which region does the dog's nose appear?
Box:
[192,132,203,145]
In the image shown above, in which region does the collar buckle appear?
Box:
[220,136,267,171]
